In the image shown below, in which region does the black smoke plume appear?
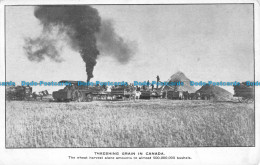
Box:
[24,36,63,63]
[24,5,136,82]
[24,5,101,82]
[96,20,136,64]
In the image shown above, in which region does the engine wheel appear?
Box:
[86,94,93,102]
[72,90,83,102]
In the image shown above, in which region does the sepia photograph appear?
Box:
[4,3,256,149]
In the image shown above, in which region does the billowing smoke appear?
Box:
[96,19,136,64]
[24,5,136,82]
[24,32,64,63]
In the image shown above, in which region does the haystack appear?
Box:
[196,84,233,101]
[163,71,196,93]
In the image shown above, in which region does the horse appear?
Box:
[183,91,189,100]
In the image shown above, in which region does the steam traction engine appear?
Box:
[140,88,163,99]
[110,85,135,100]
[6,86,32,100]
[52,80,105,102]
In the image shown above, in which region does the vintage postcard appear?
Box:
[0,0,259,165]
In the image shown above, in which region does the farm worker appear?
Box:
[39,92,43,100]
[32,92,37,100]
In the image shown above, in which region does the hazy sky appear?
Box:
[6,5,254,93]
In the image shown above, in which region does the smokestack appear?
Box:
[156,75,160,89]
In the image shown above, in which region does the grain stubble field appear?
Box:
[6,100,254,148]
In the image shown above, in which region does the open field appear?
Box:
[6,100,254,148]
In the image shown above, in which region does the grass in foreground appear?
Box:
[6,100,254,147]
